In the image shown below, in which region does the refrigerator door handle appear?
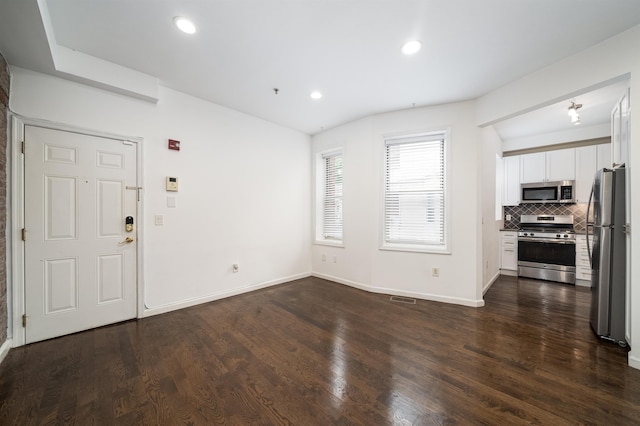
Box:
[586,182,594,264]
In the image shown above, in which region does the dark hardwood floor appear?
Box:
[1,276,640,425]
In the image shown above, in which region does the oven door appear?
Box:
[518,239,576,266]
[517,238,576,284]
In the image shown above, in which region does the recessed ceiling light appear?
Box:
[310,91,323,100]
[401,40,422,55]
[174,17,197,34]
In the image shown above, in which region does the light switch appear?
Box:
[155,215,164,226]
[167,196,176,208]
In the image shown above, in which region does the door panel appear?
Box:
[45,258,78,313]
[24,125,137,344]
[46,176,77,239]
[97,180,124,237]
[98,254,125,303]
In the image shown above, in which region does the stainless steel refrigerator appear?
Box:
[587,167,626,346]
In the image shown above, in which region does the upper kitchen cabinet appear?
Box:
[502,155,520,206]
[598,143,612,170]
[520,152,545,183]
[576,143,611,203]
[575,146,596,203]
[574,143,612,203]
[520,148,576,183]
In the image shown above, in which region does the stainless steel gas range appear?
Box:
[517,214,576,284]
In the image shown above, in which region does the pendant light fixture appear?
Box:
[568,101,582,125]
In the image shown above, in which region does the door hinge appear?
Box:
[22,228,26,241]
[22,314,27,327]
[21,141,25,154]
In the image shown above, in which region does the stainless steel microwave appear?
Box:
[520,180,575,204]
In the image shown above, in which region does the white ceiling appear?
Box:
[1,0,639,136]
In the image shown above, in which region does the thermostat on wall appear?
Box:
[166,176,178,192]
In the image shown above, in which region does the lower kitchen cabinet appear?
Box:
[500,231,518,275]
[576,234,592,286]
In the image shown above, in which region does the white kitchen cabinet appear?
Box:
[597,143,612,170]
[520,148,575,183]
[575,146,596,203]
[502,155,520,206]
[575,234,592,286]
[500,231,518,273]
[546,148,576,181]
[575,143,612,203]
[520,152,546,183]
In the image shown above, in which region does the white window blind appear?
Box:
[323,152,343,240]
[384,133,445,247]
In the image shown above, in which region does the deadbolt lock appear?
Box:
[125,216,134,232]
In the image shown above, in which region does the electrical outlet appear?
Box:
[506,214,512,221]
[154,215,164,226]
[232,264,239,273]
[322,254,326,262]
[432,267,439,277]
[333,256,337,263]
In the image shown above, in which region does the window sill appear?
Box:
[380,244,450,255]
[314,240,344,248]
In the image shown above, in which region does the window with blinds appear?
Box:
[322,152,343,240]
[384,133,446,249]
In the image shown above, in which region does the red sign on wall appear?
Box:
[168,139,180,151]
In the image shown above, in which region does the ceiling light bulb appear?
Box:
[174,17,197,34]
[401,40,422,55]
[568,101,582,117]
[310,91,323,100]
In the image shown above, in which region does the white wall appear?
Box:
[9,67,311,315]
[481,126,503,292]
[477,24,640,369]
[502,123,610,152]
[311,101,484,307]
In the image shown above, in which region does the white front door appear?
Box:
[24,125,138,344]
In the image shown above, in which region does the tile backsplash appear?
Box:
[503,203,588,233]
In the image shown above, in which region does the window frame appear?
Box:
[380,130,451,254]
[314,148,344,247]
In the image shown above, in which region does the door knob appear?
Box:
[119,237,134,244]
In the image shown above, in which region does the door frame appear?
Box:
[9,114,145,347]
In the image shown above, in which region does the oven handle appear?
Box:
[517,238,576,245]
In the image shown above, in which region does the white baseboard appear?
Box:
[312,272,485,307]
[0,339,12,366]
[575,279,592,288]
[483,271,501,295]
[629,354,640,370]
[143,272,311,317]
[500,269,518,277]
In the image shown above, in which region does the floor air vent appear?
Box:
[389,296,416,304]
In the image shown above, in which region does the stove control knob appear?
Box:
[564,234,568,238]
[530,233,534,237]
[556,234,560,238]
[523,232,528,236]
